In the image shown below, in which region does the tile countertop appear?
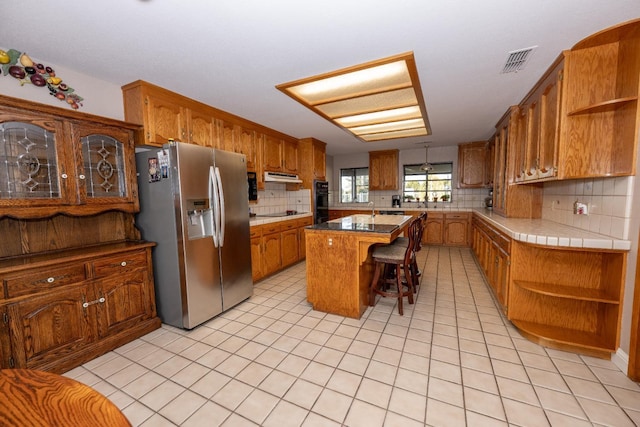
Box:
[249,212,312,227]
[473,208,631,251]
[330,206,473,212]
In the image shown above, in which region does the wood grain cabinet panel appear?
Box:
[369,150,399,191]
[457,141,488,188]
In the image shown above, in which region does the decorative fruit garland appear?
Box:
[0,48,84,109]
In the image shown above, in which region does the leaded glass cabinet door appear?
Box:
[72,123,138,212]
[0,116,71,209]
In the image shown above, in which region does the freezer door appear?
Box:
[213,149,253,309]
[175,143,223,328]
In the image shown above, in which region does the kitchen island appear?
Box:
[305,214,413,318]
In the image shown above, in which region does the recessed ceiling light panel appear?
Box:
[277,52,431,142]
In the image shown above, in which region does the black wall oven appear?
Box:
[314,180,329,224]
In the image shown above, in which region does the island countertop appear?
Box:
[308,214,414,234]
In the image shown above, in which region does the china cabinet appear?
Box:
[0,96,139,219]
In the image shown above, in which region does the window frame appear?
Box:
[402,162,453,203]
[340,167,369,203]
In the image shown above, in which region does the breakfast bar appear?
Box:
[304,214,413,318]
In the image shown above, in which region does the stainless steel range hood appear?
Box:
[264,171,302,183]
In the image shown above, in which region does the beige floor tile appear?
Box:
[262,400,309,427]
[326,368,362,396]
[496,376,539,405]
[525,366,571,393]
[338,353,370,376]
[189,369,231,399]
[429,359,462,384]
[565,376,617,404]
[343,399,386,427]
[301,412,341,427]
[121,401,155,426]
[311,388,353,424]
[235,389,279,425]
[300,361,335,386]
[535,386,587,419]
[502,398,549,427]
[355,377,393,408]
[139,380,186,412]
[158,389,207,425]
[235,361,273,387]
[122,371,169,399]
[428,377,464,408]
[492,359,529,382]
[464,387,506,421]
[284,378,323,409]
[425,398,466,427]
[544,411,593,427]
[394,367,428,395]
[578,396,636,426]
[220,413,259,426]
[465,410,509,427]
[211,378,254,411]
[365,359,398,385]
[258,369,296,397]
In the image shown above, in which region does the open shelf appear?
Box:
[511,319,615,356]
[568,97,637,116]
[513,280,620,304]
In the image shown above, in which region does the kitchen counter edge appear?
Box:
[250,212,312,227]
[473,208,630,251]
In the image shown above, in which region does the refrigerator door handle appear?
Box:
[209,166,221,247]
[214,166,226,247]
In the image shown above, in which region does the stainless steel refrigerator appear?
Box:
[135,141,253,329]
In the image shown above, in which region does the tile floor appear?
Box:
[65,246,640,426]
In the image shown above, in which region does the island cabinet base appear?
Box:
[508,241,626,359]
[305,233,376,319]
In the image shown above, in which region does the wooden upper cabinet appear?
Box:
[493,106,543,218]
[298,137,327,189]
[189,108,216,148]
[282,139,299,175]
[558,20,640,179]
[123,80,214,147]
[369,149,399,191]
[263,134,283,172]
[0,96,139,219]
[457,141,488,188]
[234,125,257,171]
[515,54,563,183]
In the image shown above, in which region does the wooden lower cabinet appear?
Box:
[472,213,627,358]
[472,215,511,313]
[250,217,312,282]
[0,242,160,374]
[424,213,444,245]
[419,211,470,246]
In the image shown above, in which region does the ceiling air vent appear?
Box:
[501,46,537,73]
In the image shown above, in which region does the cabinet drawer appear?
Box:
[296,217,313,228]
[249,226,262,238]
[445,213,469,220]
[4,264,87,298]
[262,224,282,235]
[280,221,298,231]
[92,251,148,278]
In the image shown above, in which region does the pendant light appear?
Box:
[420,144,433,172]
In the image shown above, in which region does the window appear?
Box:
[403,162,452,203]
[340,167,369,203]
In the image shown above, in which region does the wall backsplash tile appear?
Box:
[251,182,310,215]
[541,176,634,239]
[331,188,489,210]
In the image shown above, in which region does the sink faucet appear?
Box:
[368,201,375,217]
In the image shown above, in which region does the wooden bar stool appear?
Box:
[369,217,420,315]
[393,212,426,289]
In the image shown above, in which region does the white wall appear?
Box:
[0,53,124,120]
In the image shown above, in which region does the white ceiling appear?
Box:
[2,1,639,156]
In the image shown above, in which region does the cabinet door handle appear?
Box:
[61,173,68,179]
[120,261,127,267]
[79,174,86,180]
